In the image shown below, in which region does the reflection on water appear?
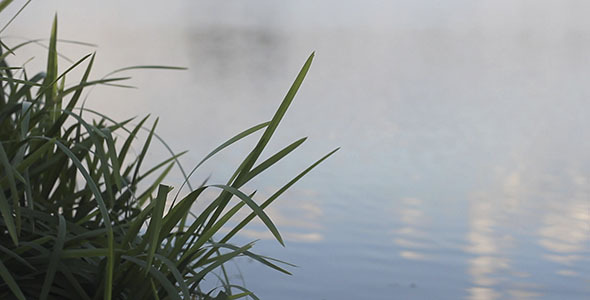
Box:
[462,152,590,299]
[4,1,590,299]
[538,177,589,279]
[394,198,433,261]
[466,166,525,299]
[466,197,518,299]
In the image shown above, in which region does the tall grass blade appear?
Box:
[160,187,206,239]
[0,0,30,35]
[0,76,43,86]
[0,140,21,242]
[172,121,269,203]
[241,137,307,184]
[190,243,252,285]
[132,117,157,186]
[0,259,25,300]
[117,115,148,162]
[102,65,187,78]
[60,266,92,300]
[205,53,314,233]
[48,139,115,300]
[47,53,95,137]
[0,166,18,246]
[37,52,92,99]
[224,285,259,300]
[209,243,291,275]
[60,77,132,95]
[234,52,314,185]
[39,214,66,300]
[0,0,14,13]
[212,184,283,246]
[42,14,58,122]
[220,147,339,244]
[154,254,191,299]
[121,256,182,300]
[0,244,35,270]
[144,184,171,275]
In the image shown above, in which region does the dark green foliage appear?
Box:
[0,7,336,300]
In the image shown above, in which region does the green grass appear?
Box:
[0,4,337,300]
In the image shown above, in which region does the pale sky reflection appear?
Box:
[465,167,532,300]
[399,250,428,261]
[466,198,512,298]
[538,200,589,277]
[507,290,542,299]
[467,287,500,300]
[466,151,590,299]
[238,229,323,243]
[393,197,433,261]
[556,270,579,277]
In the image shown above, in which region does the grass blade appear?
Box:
[205,53,314,232]
[190,243,252,285]
[0,76,43,86]
[0,0,30,35]
[40,214,66,300]
[61,248,112,258]
[220,148,339,244]
[0,244,35,270]
[60,77,132,95]
[37,52,92,100]
[102,65,187,78]
[160,187,206,239]
[209,243,291,275]
[41,14,58,119]
[0,259,25,300]
[0,140,21,243]
[144,184,171,275]
[121,256,182,300]
[46,53,95,137]
[211,184,283,246]
[46,138,114,300]
[241,137,307,184]
[132,117,157,186]
[60,265,92,300]
[234,52,314,185]
[154,254,191,299]
[0,0,14,13]
[172,121,269,204]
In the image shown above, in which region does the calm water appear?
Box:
[4,1,590,299]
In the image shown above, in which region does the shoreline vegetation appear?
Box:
[0,3,337,299]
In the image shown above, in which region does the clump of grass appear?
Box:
[0,5,337,300]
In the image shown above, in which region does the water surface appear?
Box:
[5,1,590,299]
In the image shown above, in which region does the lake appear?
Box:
[4,1,589,299]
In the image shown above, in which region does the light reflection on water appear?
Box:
[4,1,590,299]
[394,198,435,262]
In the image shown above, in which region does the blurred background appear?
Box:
[3,1,590,299]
